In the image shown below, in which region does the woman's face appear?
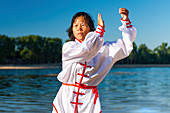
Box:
[72,16,90,42]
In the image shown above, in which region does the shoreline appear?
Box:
[0,64,61,70]
[0,64,170,70]
[113,64,170,68]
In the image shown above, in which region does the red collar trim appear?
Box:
[75,38,82,43]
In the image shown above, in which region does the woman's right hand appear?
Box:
[119,8,129,21]
[97,13,105,29]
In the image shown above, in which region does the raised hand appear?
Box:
[97,13,105,29]
[119,8,129,20]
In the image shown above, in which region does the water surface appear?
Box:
[0,67,170,113]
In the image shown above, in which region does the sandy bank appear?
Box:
[0,64,61,70]
[0,64,170,70]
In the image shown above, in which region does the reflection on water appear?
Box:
[0,69,61,113]
[0,67,170,113]
[99,68,170,113]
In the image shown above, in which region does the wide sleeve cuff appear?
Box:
[121,18,133,28]
[95,24,105,37]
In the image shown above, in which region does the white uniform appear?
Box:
[52,19,137,113]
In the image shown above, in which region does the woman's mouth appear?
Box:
[77,33,83,35]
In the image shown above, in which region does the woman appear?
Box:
[52,8,137,113]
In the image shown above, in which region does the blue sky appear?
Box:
[0,0,170,49]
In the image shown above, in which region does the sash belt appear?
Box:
[62,83,99,104]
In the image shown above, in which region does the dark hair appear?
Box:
[66,12,95,41]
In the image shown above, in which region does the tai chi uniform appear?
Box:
[52,18,137,113]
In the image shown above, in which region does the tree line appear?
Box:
[118,42,170,64]
[0,34,170,64]
[0,34,62,64]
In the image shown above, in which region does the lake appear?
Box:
[0,67,170,113]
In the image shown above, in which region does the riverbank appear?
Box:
[0,64,170,70]
[113,64,170,68]
[0,64,61,69]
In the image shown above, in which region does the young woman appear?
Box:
[52,8,137,113]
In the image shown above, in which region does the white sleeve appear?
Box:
[62,25,105,64]
[89,19,137,85]
[98,18,137,68]
[109,19,137,62]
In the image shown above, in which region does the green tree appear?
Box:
[0,35,15,63]
[154,42,169,64]
[16,35,35,63]
[42,37,62,63]
[20,48,33,63]
[16,35,62,64]
[137,44,155,64]
[168,46,170,63]
[128,42,138,64]
[65,39,70,42]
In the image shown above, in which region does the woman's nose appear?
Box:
[77,25,82,31]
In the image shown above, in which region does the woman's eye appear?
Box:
[74,25,78,27]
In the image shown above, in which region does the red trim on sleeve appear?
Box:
[121,18,130,21]
[121,18,133,28]
[98,24,104,29]
[126,21,131,25]
[96,31,104,37]
[96,25,105,37]
[98,27,105,32]
[127,25,133,28]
